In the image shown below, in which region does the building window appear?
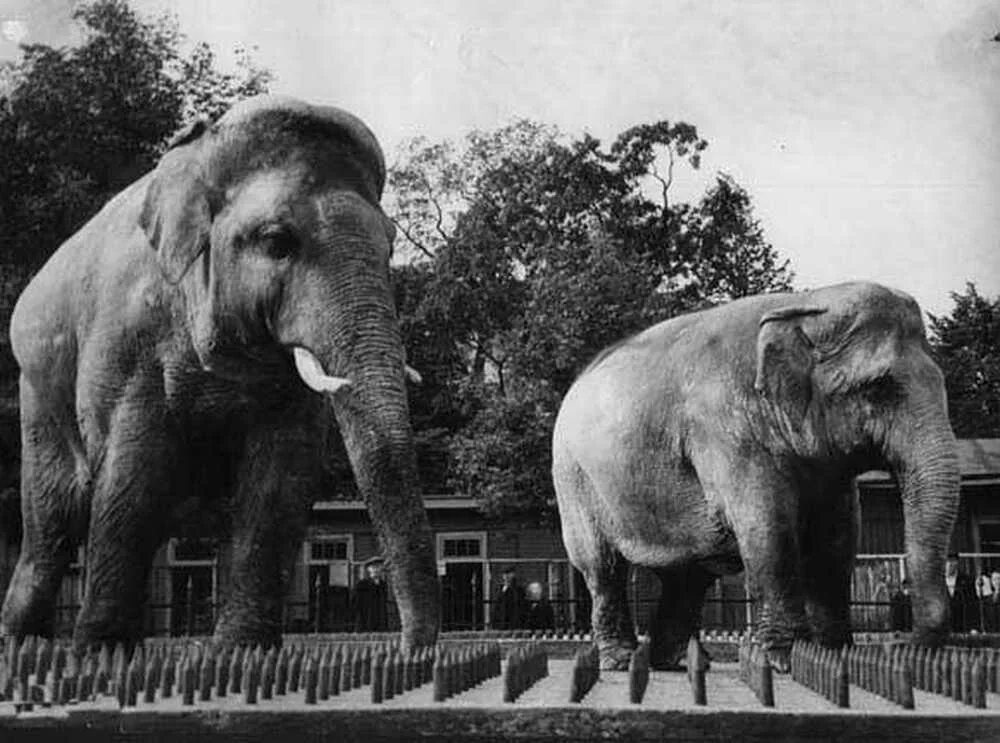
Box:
[979,522,1000,554]
[310,539,348,562]
[978,521,1000,574]
[442,538,482,559]
[171,537,216,562]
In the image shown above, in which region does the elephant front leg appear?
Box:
[213,424,319,649]
[649,565,715,670]
[719,469,808,672]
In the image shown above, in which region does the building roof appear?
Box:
[314,493,474,511]
[858,438,1000,484]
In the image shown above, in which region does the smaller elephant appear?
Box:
[552,282,959,670]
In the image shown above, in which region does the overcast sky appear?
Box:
[1,0,998,316]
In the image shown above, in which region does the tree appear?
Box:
[0,0,271,270]
[928,284,1000,438]
[676,173,793,302]
[389,120,794,524]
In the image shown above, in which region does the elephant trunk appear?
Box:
[886,385,960,645]
[293,294,440,649]
[338,354,440,648]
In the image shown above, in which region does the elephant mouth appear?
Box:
[290,346,353,394]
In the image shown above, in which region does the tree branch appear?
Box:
[418,172,452,244]
[650,148,674,215]
[387,215,435,260]
[430,190,450,243]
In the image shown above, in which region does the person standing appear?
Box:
[525,581,555,631]
[986,570,1000,632]
[945,553,977,632]
[351,558,389,632]
[889,578,912,632]
[492,566,526,630]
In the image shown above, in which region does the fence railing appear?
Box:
[47,553,1000,638]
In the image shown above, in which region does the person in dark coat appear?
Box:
[525,581,555,631]
[986,570,1000,633]
[889,578,912,632]
[946,553,977,632]
[492,567,526,630]
[351,558,388,632]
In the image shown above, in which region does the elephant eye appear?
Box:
[257,224,299,260]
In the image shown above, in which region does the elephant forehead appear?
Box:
[218,169,317,232]
[313,191,386,234]
[225,168,308,207]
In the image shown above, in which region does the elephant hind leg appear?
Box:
[555,460,635,670]
[577,541,635,670]
[649,565,715,670]
[1,385,86,639]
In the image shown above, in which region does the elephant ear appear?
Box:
[754,305,828,421]
[140,118,212,284]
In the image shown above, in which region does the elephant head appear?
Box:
[139,95,440,647]
[754,282,959,644]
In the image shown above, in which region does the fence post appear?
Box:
[314,573,323,635]
[471,571,479,630]
[185,575,195,636]
[744,578,753,633]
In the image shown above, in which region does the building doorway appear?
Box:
[304,535,353,632]
[168,538,217,636]
[438,532,486,631]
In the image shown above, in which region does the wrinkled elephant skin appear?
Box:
[552,282,959,670]
[0,95,440,651]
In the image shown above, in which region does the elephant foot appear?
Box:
[0,599,55,641]
[212,614,283,652]
[650,640,713,672]
[910,625,948,648]
[598,641,636,670]
[74,598,143,652]
[400,618,440,653]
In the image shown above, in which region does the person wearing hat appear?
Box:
[492,566,526,630]
[352,557,389,632]
[945,553,976,632]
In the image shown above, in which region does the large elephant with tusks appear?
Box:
[552,282,958,670]
[1,96,440,651]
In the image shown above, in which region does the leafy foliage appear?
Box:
[0,0,271,270]
[929,284,1000,438]
[389,120,795,524]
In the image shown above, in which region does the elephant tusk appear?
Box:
[405,365,423,384]
[292,347,352,395]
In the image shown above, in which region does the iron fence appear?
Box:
[48,553,1000,638]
